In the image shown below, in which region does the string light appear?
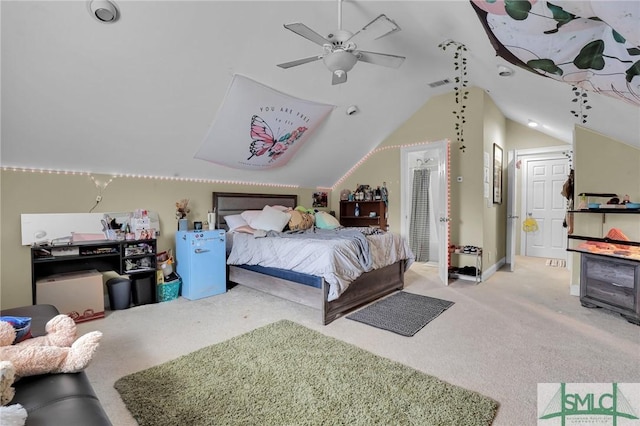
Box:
[3,141,445,191]
[331,141,446,190]
[1,166,299,188]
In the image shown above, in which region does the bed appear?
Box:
[213,192,413,325]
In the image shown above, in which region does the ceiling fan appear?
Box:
[277,0,406,85]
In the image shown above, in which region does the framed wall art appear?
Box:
[312,191,328,208]
[493,143,503,205]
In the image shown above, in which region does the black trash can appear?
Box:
[107,277,131,310]
[132,275,155,306]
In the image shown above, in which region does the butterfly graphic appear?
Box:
[247,115,308,162]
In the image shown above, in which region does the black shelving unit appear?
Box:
[31,239,156,304]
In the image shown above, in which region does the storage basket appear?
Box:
[156,275,180,303]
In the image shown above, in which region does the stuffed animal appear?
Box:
[0,315,102,379]
[0,361,27,426]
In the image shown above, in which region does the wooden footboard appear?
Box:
[228,261,405,325]
[323,260,405,324]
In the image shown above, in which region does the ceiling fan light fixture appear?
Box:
[88,0,119,23]
[323,50,358,73]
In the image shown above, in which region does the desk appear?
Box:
[30,239,156,304]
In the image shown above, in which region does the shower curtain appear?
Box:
[409,168,431,262]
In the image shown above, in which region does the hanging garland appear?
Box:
[570,85,592,124]
[439,40,469,152]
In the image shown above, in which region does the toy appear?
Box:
[0,361,27,426]
[175,199,190,220]
[0,315,102,379]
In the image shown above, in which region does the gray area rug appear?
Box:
[347,291,455,336]
[114,320,497,426]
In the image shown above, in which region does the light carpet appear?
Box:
[347,291,455,336]
[114,319,498,426]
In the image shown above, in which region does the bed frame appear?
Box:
[213,191,405,325]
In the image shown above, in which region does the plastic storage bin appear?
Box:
[156,273,181,303]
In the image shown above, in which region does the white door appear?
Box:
[436,143,450,285]
[524,157,568,259]
[400,140,450,285]
[506,150,518,271]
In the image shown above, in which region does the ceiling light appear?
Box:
[528,120,539,128]
[497,65,514,77]
[323,50,358,74]
[346,106,358,116]
[88,0,119,23]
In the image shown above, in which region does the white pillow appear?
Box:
[251,205,291,232]
[269,205,291,212]
[224,214,248,231]
[240,210,262,227]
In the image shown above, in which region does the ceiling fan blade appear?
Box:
[347,14,401,45]
[283,23,330,46]
[356,50,405,68]
[277,55,323,69]
[332,71,348,85]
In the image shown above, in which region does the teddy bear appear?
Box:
[0,360,27,426]
[0,314,102,379]
[0,315,103,426]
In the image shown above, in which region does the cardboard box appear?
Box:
[36,270,105,323]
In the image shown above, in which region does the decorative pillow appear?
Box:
[315,211,341,230]
[288,210,315,231]
[251,205,291,232]
[0,316,32,344]
[224,214,248,231]
[240,210,262,228]
[234,225,256,234]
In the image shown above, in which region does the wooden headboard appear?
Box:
[212,192,298,230]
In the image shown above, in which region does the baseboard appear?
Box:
[481,257,505,282]
[570,284,580,297]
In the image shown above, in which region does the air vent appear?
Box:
[428,78,451,88]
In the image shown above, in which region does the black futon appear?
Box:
[1,304,111,426]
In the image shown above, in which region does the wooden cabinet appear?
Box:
[580,254,639,325]
[339,201,387,229]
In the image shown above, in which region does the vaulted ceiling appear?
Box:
[2,1,639,188]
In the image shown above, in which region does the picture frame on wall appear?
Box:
[493,143,503,204]
[312,191,328,208]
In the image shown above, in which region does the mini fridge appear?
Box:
[175,230,226,300]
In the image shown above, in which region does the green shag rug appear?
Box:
[115,320,498,425]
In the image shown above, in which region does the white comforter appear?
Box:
[226,228,414,301]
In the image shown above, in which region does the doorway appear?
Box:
[400,140,450,285]
[509,146,572,263]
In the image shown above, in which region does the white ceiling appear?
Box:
[2,1,639,188]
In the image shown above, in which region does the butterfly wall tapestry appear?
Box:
[471,0,640,107]
[195,74,334,170]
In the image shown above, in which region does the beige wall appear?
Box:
[570,126,640,285]
[332,87,517,270]
[4,90,618,310]
[0,172,320,309]
[482,91,507,265]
